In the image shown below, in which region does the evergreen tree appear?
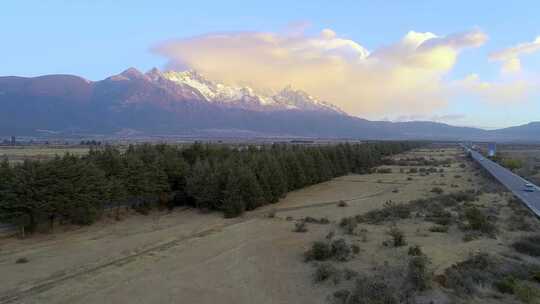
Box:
[221,169,245,218]
[186,159,221,209]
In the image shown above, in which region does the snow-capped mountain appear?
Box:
[3,67,537,141]
[143,68,344,114]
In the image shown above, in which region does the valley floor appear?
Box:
[0,147,538,303]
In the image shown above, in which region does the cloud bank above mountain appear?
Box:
[490,36,540,73]
[153,27,490,118]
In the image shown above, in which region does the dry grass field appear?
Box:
[0,146,90,163]
[496,145,540,185]
[1,147,539,304]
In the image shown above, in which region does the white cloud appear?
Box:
[153,27,487,117]
[489,36,540,73]
[451,73,536,104]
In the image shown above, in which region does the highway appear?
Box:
[463,145,540,217]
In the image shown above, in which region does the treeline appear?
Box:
[0,142,421,233]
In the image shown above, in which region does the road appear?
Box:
[463,145,540,217]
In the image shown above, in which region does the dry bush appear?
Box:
[405,255,433,292]
[303,216,330,224]
[294,220,308,233]
[331,239,353,262]
[408,245,423,256]
[337,200,348,207]
[513,235,540,257]
[462,206,497,237]
[305,239,355,262]
[314,262,341,284]
[442,252,540,298]
[15,257,29,264]
[340,217,358,235]
[386,226,407,247]
[344,268,359,280]
[514,281,540,304]
[507,214,534,232]
[430,187,444,194]
[344,274,399,304]
[444,253,495,296]
[305,241,332,262]
[429,225,449,233]
[358,201,412,224]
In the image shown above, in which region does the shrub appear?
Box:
[445,267,477,295]
[351,244,360,254]
[359,201,411,224]
[386,226,407,247]
[409,168,418,173]
[449,190,478,202]
[514,281,540,304]
[267,209,276,218]
[454,175,462,179]
[340,217,357,234]
[429,225,449,233]
[430,212,453,226]
[444,253,495,296]
[305,241,332,261]
[304,216,330,224]
[294,221,308,233]
[463,207,497,236]
[15,257,29,264]
[407,177,413,181]
[326,231,335,240]
[332,289,351,304]
[343,268,359,280]
[314,262,340,283]
[377,168,392,174]
[508,214,533,231]
[512,235,540,257]
[406,255,432,292]
[223,199,245,218]
[462,233,477,242]
[305,239,355,262]
[532,272,540,283]
[494,276,516,294]
[358,228,369,242]
[348,275,399,304]
[331,239,352,262]
[338,200,348,207]
[408,245,423,256]
[430,187,444,194]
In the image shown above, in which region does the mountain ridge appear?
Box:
[0,68,538,141]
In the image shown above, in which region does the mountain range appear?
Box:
[0,67,538,141]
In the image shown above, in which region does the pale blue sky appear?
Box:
[1,1,539,128]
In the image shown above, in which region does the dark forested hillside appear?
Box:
[0,142,421,234]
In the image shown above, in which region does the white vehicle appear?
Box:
[524,183,535,192]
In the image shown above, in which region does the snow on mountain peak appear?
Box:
[147,68,344,114]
